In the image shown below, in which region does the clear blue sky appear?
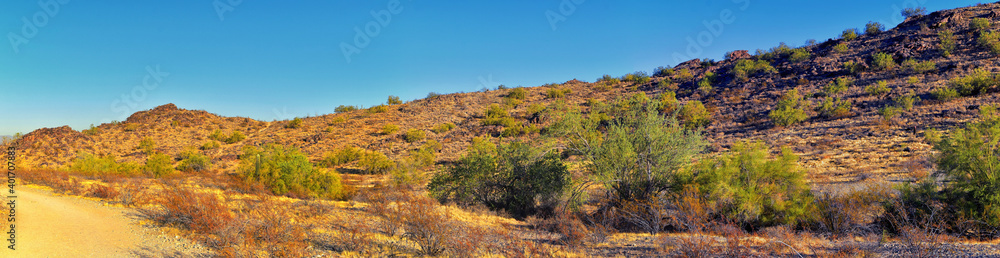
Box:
[0,0,980,136]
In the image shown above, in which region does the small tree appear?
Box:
[679,101,711,130]
[935,106,1000,228]
[865,21,884,35]
[769,89,809,127]
[387,95,403,105]
[428,138,568,219]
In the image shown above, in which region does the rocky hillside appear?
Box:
[10,3,1000,189]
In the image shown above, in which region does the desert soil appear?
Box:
[1,186,211,258]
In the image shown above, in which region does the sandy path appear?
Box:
[1,186,211,258]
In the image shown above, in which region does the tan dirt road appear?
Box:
[1,186,210,257]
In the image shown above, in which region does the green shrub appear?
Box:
[769,89,809,127]
[680,141,814,228]
[545,88,571,99]
[901,58,935,74]
[334,105,359,113]
[934,107,1000,227]
[387,95,403,105]
[404,129,426,143]
[426,92,443,98]
[907,76,920,84]
[358,151,394,174]
[201,141,221,150]
[69,152,140,177]
[939,29,956,57]
[239,144,346,199]
[367,105,390,113]
[526,103,545,117]
[843,60,864,75]
[949,68,999,96]
[622,71,652,85]
[82,124,100,136]
[757,42,793,60]
[923,128,942,144]
[824,77,854,95]
[932,86,960,101]
[789,48,811,63]
[832,42,849,54]
[971,17,991,32]
[878,105,902,122]
[286,117,304,129]
[381,124,400,135]
[865,80,891,97]
[432,122,457,133]
[978,30,1000,55]
[732,59,777,81]
[429,139,568,219]
[901,7,925,18]
[865,21,884,35]
[871,52,896,71]
[676,69,693,81]
[697,77,713,94]
[654,66,674,77]
[841,28,859,41]
[139,137,156,155]
[817,97,852,118]
[145,152,175,178]
[658,91,679,114]
[480,104,518,127]
[679,101,711,130]
[176,148,211,172]
[320,146,362,167]
[507,88,527,100]
[893,91,921,110]
[208,129,226,141]
[597,74,620,85]
[224,131,245,144]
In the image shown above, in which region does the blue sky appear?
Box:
[0,0,979,136]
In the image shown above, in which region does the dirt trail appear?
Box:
[1,186,210,258]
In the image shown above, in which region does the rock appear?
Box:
[727,50,751,60]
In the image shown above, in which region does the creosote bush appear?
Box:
[432,122,456,133]
[334,105,358,113]
[817,97,852,118]
[145,152,175,178]
[428,138,568,219]
[865,21,884,35]
[832,42,849,54]
[902,58,935,74]
[824,76,854,95]
[732,59,776,81]
[545,88,572,99]
[139,137,156,155]
[658,91,679,114]
[286,117,303,129]
[621,71,652,85]
[380,123,400,135]
[789,48,811,63]
[387,95,402,105]
[507,87,527,100]
[176,148,211,172]
[948,68,999,96]
[901,7,925,18]
[679,101,711,130]
[843,60,864,75]
[367,104,390,113]
[841,28,859,41]
[358,151,394,174]
[871,52,896,71]
[69,152,141,177]
[404,129,426,143]
[938,29,956,57]
[239,144,347,199]
[865,80,891,97]
[320,146,362,167]
[769,89,809,127]
[935,106,1000,229]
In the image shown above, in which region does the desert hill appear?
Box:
[10,2,1000,191]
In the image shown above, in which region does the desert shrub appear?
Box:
[865,21,884,35]
[507,87,527,100]
[865,80,891,97]
[545,88,571,99]
[908,76,920,84]
[901,7,925,18]
[932,86,959,101]
[387,95,402,105]
[82,124,100,136]
[404,129,426,143]
[144,153,175,178]
[832,42,849,54]
[239,144,347,199]
[680,141,814,228]
[88,183,120,200]
[358,151,394,174]
[679,101,711,130]
[841,28,859,41]
[894,91,921,110]
[817,97,852,118]
[901,58,935,74]
[526,103,545,117]
[123,123,138,132]
[842,60,864,75]
[426,92,443,98]
[824,77,854,95]
[979,30,1000,55]
[934,106,1000,228]
[949,68,999,96]
[732,59,777,81]
[770,89,809,127]
[971,17,991,32]
[201,140,221,150]
[815,182,895,235]
[697,75,714,94]
[676,68,694,81]
[878,106,902,122]
[757,42,793,60]
[788,48,811,63]
[139,137,156,155]
[380,123,400,135]
[480,104,517,127]
[622,71,652,85]
[334,105,358,113]
[658,91,679,114]
[225,131,245,144]
[69,152,141,177]
[286,117,303,129]
[367,104,389,113]
[176,148,211,172]
[596,74,620,86]
[939,29,956,57]
[428,138,568,218]
[319,146,362,167]
[208,129,226,141]
[432,122,457,133]
[654,66,674,77]
[923,128,942,144]
[871,52,896,71]
[142,185,234,233]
